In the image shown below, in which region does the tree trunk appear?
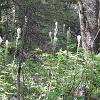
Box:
[17,66,21,100]
[0,5,2,35]
[78,0,100,53]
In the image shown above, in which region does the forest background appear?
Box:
[0,0,100,100]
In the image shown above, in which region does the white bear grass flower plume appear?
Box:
[77,35,81,48]
[0,36,3,45]
[49,21,58,54]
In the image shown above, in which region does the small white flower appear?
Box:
[17,28,21,34]
[5,40,9,47]
[49,32,52,38]
[25,16,27,23]
[35,48,42,52]
[63,24,65,33]
[49,32,53,43]
[17,28,21,39]
[15,20,17,22]
[63,24,65,28]
[55,21,58,27]
[54,21,58,36]
[0,36,3,44]
[54,37,58,43]
[77,35,81,43]
[63,50,67,55]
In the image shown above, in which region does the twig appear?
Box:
[93,28,100,43]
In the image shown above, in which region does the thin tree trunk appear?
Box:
[17,14,28,99]
[0,5,2,35]
[78,0,99,53]
[17,66,21,100]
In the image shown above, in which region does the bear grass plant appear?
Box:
[0,28,21,99]
[0,26,100,99]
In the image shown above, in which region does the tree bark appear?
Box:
[78,0,100,53]
[0,4,2,35]
[17,66,21,100]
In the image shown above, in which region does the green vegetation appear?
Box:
[0,27,100,99]
[0,0,100,100]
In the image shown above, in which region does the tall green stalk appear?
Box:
[12,28,21,67]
